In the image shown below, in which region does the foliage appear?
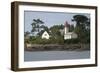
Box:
[50,24,64,37]
[37,25,49,36]
[28,36,64,44]
[24,31,30,44]
[24,31,30,37]
[64,38,79,44]
[25,15,90,45]
[72,15,88,25]
[31,18,44,35]
[72,15,90,43]
[69,25,74,32]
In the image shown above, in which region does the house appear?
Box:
[64,32,77,40]
[41,21,77,40]
[42,31,50,39]
[64,21,78,40]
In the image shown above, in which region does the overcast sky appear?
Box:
[24,11,90,32]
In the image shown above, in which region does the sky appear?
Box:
[24,11,90,32]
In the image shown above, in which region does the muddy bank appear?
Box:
[25,44,90,51]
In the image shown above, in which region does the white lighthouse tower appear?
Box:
[64,21,69,35]
[64,21,78,40]
[64,21,70,40]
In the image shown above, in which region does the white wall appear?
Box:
[0,0,99,73]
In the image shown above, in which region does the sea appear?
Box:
[24,50,90,61]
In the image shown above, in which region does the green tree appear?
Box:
[50,25,63,38]
[72,15,90,43]
[37,25,49,36]
[72,15,89,27]
[24,31,30,45]
[31,18,44,35]
[69,24,74,32]
[24,31,30,40]
[24,31,30,37]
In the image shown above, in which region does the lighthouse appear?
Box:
[64,21,69,35]
[64,21,78,40]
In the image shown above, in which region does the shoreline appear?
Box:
[25,44,90,51]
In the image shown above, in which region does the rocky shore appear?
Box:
[25,44,90,51]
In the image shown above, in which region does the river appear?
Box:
[24,51,90,61]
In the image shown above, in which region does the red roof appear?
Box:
[64,21,70,27]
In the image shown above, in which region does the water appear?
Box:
[24,51,90,61]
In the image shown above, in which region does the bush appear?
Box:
[28,35,64,44]
[64,38,79,44]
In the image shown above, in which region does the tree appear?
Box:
[72,15,90,43]
[72,15,89,27]
[24,31,30,37]
[69,24,74,32]
[40,25,49,31]
[50,25,63,38]
[31,18,44,35]
[37,25,49,36]
[24,31,30,47]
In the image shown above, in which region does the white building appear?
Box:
[42,31,50,39]
[41,21,77,40]
[64,21,78,40]
[64,32,78,40]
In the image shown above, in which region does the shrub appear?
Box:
[64,38,79,44]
